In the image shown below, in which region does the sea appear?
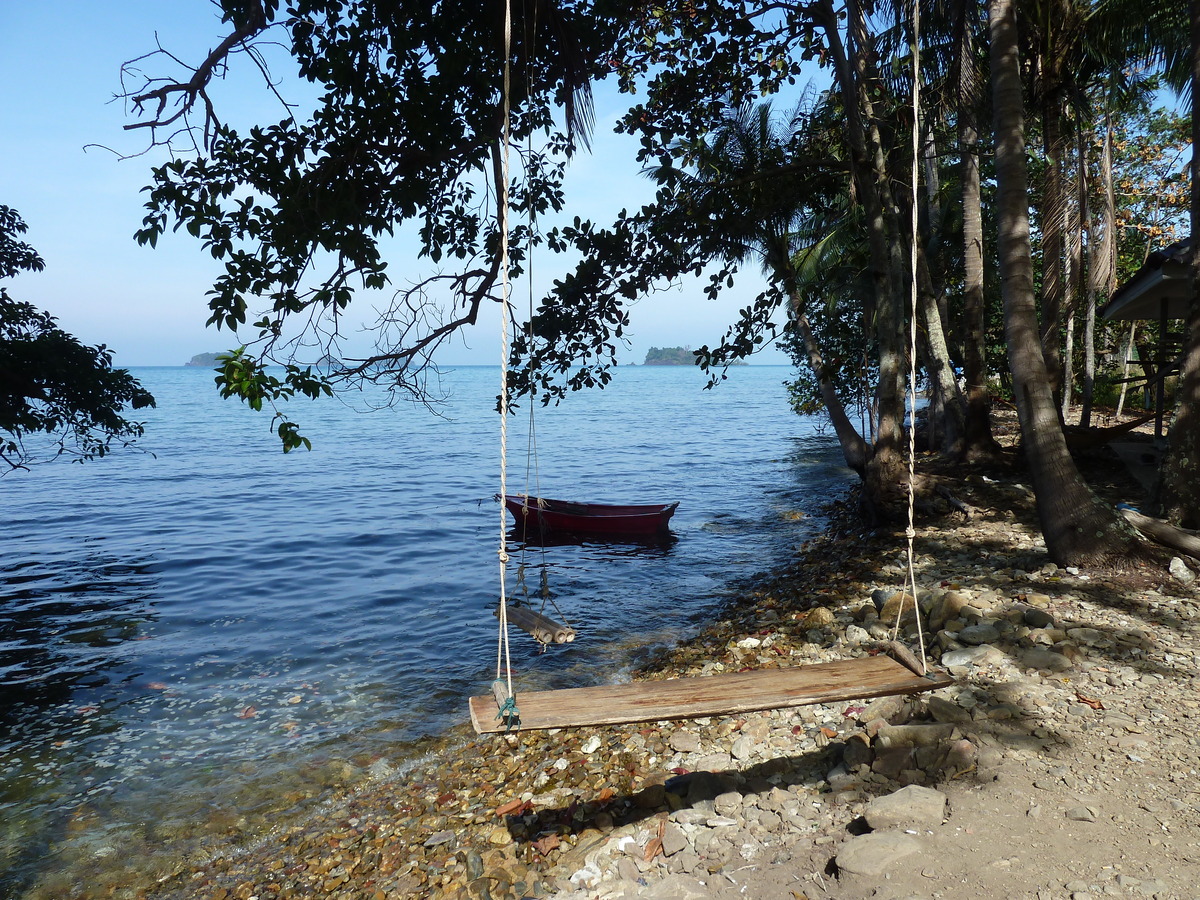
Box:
[0,364,854,897]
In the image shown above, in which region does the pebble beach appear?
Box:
[39,428,1200,900]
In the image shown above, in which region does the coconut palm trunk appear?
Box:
[1158,0,1200,528]
[958,43,1001,460]
[988,0,1137,564]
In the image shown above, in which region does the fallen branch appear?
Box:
[1118,507,1200,560]
[935,485,972,521]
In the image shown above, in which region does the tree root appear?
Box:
[1118,507,1200,560]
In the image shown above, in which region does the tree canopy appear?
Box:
[0,206,155,470]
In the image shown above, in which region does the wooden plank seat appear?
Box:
[469,654,952,734]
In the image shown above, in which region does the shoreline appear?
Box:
[38,423,1200,899]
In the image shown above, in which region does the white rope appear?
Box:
[901,0,928,675]
[495,0,515,702]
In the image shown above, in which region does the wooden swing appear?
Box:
[471,648,951,734]
[470,0,948,735]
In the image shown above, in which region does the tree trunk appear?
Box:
[1082,119,1114,429]
[1080,287,1096,427]
[987,0,1137,565]
[1115,323,1136,417]
[1041,94,1066,397]
[845,0,907,470]
[1061,129,1085,418]
[816,0,909,518]
[958,20,1001,461]
[785,273,872,473]
[917,247,966,453]
[1061,313,1076,416]
[1158,0,1200,529]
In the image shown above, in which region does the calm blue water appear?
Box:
[0,364,851,895]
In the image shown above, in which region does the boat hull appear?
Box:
[501,495,679,536]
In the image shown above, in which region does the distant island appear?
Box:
[643,346,695,366]
[642,346,746,366]
[185,352,222,367]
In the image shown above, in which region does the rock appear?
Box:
[568,862,602,889]
[581,735,602,754]
[674,770,736,804]
[1023,607,1055,628]
[690,753,733,774]
[464,849,484,880]
[713,791,742,817]
[859,694,909,724]
[1066,627,1106,646]
[667,848,702,876]
[661,823,688,857]
[836,831,922,876]
[880,592,918,625]
[1019,648,1073,672]
[844,625,871,645]
[872,747,914,779]
[806,606,836,627]
[423,830,456,848]
[843,733,873,768]
[957,624,1001,645]
[730,735,755,762]
[871,588,892,611]
[874,723,956,750]
[672,809,711,826]
[669,731,701,753]
[942,645,1003,668]
[737,835,766,861]
[1169,557,1197,584]
[926,696,972,725]
[929,591,968,631]
[635,784,667,809]
[642,874,712,899]
[941,739,977,774]
[1065,805,1097,822]
[862,785,947,830]
[756,809,783,832]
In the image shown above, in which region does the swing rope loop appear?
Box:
[493,680,520,731]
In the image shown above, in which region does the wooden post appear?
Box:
[1157,298,1168,439]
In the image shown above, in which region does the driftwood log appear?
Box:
[496,605,576,644]
[1118,507,1200,559]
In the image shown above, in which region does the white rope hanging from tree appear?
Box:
[892,0,929,675]
[493,0,518,725]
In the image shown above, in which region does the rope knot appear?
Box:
[498,549,510,563]
[905,526,916,540]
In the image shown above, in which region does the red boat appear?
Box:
[501,494,679,536]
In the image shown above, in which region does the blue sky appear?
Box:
[0,2,794,368]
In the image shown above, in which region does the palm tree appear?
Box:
[988,0,1139,564]
[647,98,873,474]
